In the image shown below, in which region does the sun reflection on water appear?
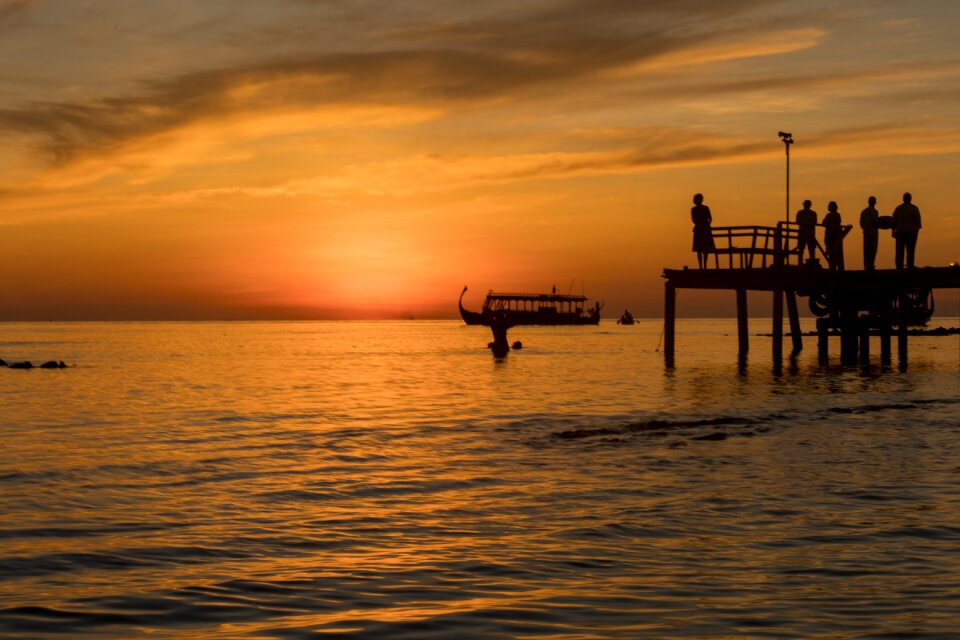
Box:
[1,320,959,637]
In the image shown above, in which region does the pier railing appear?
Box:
[707,222,829,269]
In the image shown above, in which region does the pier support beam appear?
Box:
[840,308,858,366]
[786,289,802,352]
[664,283,676,364]
[817,318,829,363]
[859,315,870,365]
[880,303,892,365]
[897,292,908,366]
[736,288,748,356]
[772,289,783,362]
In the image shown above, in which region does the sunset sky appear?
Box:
[1,0,959,319]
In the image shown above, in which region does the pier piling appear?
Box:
[880,305,892,365]
[816,318,829,363]
[786,289,802,352]
[736,288,748,356]
[898,292,908,365]
[859,315,871,364]
[772,289,783,362]
[664,283,676,364]
[840,308,858,366]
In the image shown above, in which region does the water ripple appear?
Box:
[2,320,959,638]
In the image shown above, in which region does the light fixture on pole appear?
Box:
[778,131,793,223]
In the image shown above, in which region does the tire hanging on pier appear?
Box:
[808,291,831,317]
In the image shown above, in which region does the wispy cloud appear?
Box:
[0,0,802,171]
[1,1,958,206]
[276,121,960,197]
[0,0,33,26]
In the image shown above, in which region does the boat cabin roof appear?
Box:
[485,291,590,302]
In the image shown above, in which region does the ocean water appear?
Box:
[1,319,959,639]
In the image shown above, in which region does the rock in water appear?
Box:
[691,432,727,441]
[9,361,33,369]
[489,313,511,357]
[40,361,67,369]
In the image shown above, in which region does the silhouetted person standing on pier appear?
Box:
[796,199,818,263]
[691,193,715,269]
[823,201,845,271]
[859,196,879,271]
[892,192,921,269]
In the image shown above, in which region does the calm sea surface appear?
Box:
[1,319,959,639]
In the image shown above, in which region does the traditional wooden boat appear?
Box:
[459,286,601,326]
[617,310,635,325]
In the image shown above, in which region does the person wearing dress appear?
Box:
[691,193,715,269]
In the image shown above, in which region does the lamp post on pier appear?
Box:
[778,131,793,223]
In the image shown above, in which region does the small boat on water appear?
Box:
[459,286,602,326]
[617,310,635,325]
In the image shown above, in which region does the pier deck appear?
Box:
[664,265,960,293]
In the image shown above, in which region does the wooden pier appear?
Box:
[663,223,960,366]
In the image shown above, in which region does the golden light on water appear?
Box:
[2,319,960,636]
